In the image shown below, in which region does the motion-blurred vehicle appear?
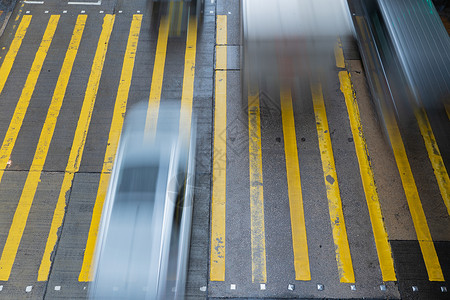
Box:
[351,0,450,144]
[152,0,205,37]
[89,102,196,300]
[240,0,354,104]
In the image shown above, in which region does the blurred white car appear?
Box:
[240,0,354,102]
[89,102,196,300]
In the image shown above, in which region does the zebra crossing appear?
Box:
[0,4,448,299]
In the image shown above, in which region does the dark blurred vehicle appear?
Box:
[351,0,450,135]
[240,0,354,104]
[89,102,196,300]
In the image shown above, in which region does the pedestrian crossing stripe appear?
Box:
[0,14,60,281]
[0,12,446,286]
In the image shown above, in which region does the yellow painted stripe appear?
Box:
[79,15,141,282]
[334,38,345,69]
[445,103,450,120]
[145,14,171,137]
[215,15,227,70]
[280,87,311,281]
[19,14,81,281]
[389,120,444,281]
[371,75,444,281]
[210,14,226,282]
[0,15,60,281]
[0,15,57,183]
[216,46,226,70]
[216,15,226,45]
[38,14,114,282]
[179,16,197,135]
[414,108,450,216]
[19,13,112,282]
[311,82,355,283]
[339,71,396,281]
[248,84,267,283]
[0,15,31,96]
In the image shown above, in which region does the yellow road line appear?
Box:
[0,15,57,183]
[334,38,345,69]
[311,82,355,283]
[280,87,310,281]
[22,14,82,281]
[215,15,226,70]
[0,15,60,281]
[216,45,226,70]
[248,84,267,283]
[0,15,31,96]
[39,14,117,282]
[19,13,113,282]
[79,15,141,282]
[372,75,444,281]
[339,71,396,281]
[445,103,450,120]
[0,15,41,186]
[210,14,226,282]
[414,108,450,216]
[388,117,444,281]
[179,15,197,135]
[145,12,171,137]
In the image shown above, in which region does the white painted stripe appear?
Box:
[24,1,44,4]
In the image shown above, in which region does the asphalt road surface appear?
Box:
[0,0,448,299]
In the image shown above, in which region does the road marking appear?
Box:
[0,15,31,97]
[18,16,81,281]
[179,14,197,135]
[311,82,355,283]
[5,14,79,281]
[371,75,444,281]
[0,15,60,281]
[7,12,112,282]
[414,108,450,216]
[0,14,54,187]
[210,14,226,282]
[248,84,267,283]
[334,39,345,69]
[23,1,44,4]
[144,10,171,138]
[280,87,310,281]
[78,14,141,282]
[339,70,396,281]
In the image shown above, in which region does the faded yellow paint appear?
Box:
[79,15,141,282]
[0,15,60,281]
[145,14,171,137]
[339,71,396,281]
[334,38,345,69]
[210,14,227,282]
[248,84,267,283]
[311,82,355,283]
[280,87,311,281]
[215,45,226,70]
[179,16,197,136]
